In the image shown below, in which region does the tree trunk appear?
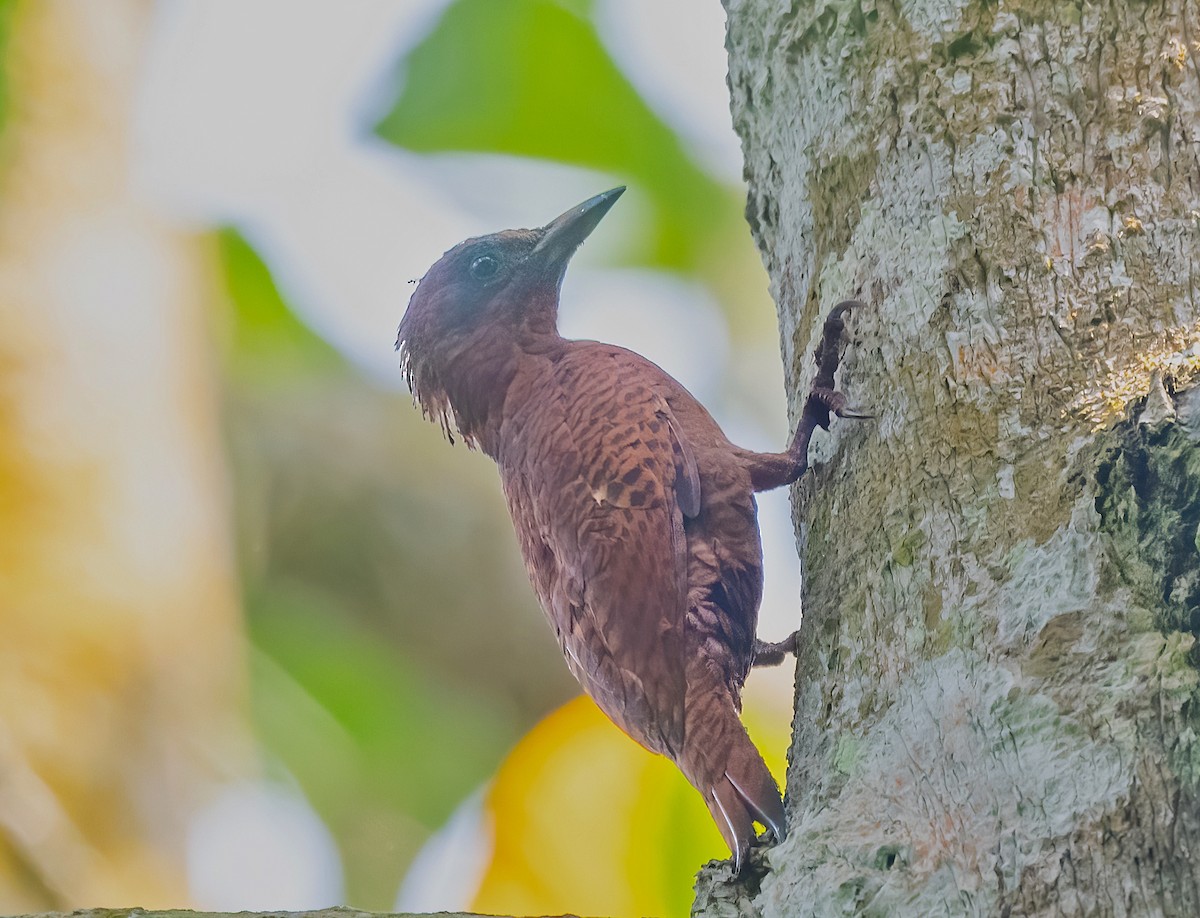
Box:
[697,0,1200,915]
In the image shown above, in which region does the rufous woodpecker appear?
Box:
[396,187,861,871]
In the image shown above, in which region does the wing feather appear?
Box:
[659,401,701,519]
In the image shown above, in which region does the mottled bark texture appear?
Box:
[697,0,1200,915]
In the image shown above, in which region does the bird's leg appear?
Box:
[740,300,868,493]
[753,631,799,667]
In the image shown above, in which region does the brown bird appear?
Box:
[396,187,860,870]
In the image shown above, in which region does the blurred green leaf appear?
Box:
[249,586,513,825]
[375,0,729,269]
[216,228,346,381]
[248,583,517,906]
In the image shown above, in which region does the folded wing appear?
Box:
[500,346,699,758]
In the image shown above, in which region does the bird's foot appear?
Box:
[791,300,868,439]
[753,631,799,667]
[807,386,872,422]
[743,300,869,492]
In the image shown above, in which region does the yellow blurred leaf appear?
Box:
[472,694,788,918]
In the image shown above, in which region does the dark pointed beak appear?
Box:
[532,186,625,274]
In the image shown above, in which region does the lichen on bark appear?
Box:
[702,0,1200,914]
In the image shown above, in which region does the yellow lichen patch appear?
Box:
[1118,214,1145,236]
[1085,229,1111,255]
[1163,38,1189,70]
[1069,318,1200,428]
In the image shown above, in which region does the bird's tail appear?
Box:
[681,690,786,872]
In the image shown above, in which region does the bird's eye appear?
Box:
[469,255,500,281]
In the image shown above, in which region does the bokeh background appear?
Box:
[0,1,803,915]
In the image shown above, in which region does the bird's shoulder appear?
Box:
[559,340,730,449]
[552,342,703,515]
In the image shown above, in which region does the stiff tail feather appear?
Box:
[699,728,786,872]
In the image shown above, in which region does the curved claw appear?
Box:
[826,298,863,321]
[836,407,873,420]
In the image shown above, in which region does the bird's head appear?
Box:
[397,186,624,443]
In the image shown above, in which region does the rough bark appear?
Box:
[698,0,1200,915]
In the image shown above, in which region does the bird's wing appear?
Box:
[500,347,699,758]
